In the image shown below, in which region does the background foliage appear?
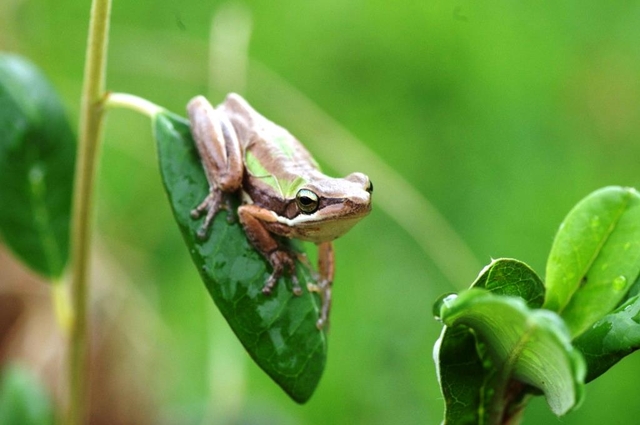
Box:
[1,0,640,423]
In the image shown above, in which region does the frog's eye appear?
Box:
[366,179,374,194]
[296,189,319,214]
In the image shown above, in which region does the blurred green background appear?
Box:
[2,0,640,423]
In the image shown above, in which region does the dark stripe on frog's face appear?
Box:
[243,175,370,220]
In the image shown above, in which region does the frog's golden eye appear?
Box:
[296,189,319,214]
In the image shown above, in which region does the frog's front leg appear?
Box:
[308,241,334,330]
[187,95,243,239]
[237,205,303,297]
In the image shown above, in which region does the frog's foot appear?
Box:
[262,250,302,296]
[307,278,332,330]
[191,190,225,239]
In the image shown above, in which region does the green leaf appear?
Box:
[434,259,547,423]
[573,294,640,382]
[544,186,640,337]
[153,111,326,403]
[0,53,75,278]
[438,289,585,419]
[0,364,54,425]
[434,324,487,425]
[472,258,545,308]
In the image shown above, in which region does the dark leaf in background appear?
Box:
[0,364,54,425]
[0,54,76,279]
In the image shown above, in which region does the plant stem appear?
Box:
[68,0,112,423]
[105,92,165,117]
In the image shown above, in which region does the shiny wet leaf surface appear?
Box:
[544,186,640,337]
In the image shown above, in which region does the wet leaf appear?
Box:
[544,186,640,337]
[0,54,75,278]
[573,294,640,382]
[153,111,326,403]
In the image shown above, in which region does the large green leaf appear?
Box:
[573,294,640,382]
[438,289,585,421]
[0,53,75,279]
[434,259,547,424]
[153,111,326,403]
[544,186,640,337]
[0,364,54,425]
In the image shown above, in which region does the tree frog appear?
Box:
[187,94,373,329]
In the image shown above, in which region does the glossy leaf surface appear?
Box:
[0,54,75,278]
[544,186,640,337]
[573,294,640,382]
[153,111,326,403]
[439,289,585,418]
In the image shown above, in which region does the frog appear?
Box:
[187,93,372,328]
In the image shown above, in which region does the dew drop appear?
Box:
[433,293,458,320]
[613,275,627,291]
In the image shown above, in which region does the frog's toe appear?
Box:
[192,191,226,239]
[192,193,214,218]
[291,275,302,296]
[316,317,326,330]
[262,274,278,295]
[196,226,209,240]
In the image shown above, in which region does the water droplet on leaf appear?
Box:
[613,275,627,291]
[433,293,457,320]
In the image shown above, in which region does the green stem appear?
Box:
[68,0,112,423]
[105,92,165,117]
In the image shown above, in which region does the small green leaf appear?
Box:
[0,364,54,425]
[472,258,545,308]
[544,186,640,337]
[573,294,640,382]
[439,289,585,418]
[0,53,75,278]
[153,111,326,403]
[434,259,547,423]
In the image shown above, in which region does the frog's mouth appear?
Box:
[288,215,369,243]
[274,200,372,243]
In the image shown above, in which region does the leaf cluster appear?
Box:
[434,187,640,424]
